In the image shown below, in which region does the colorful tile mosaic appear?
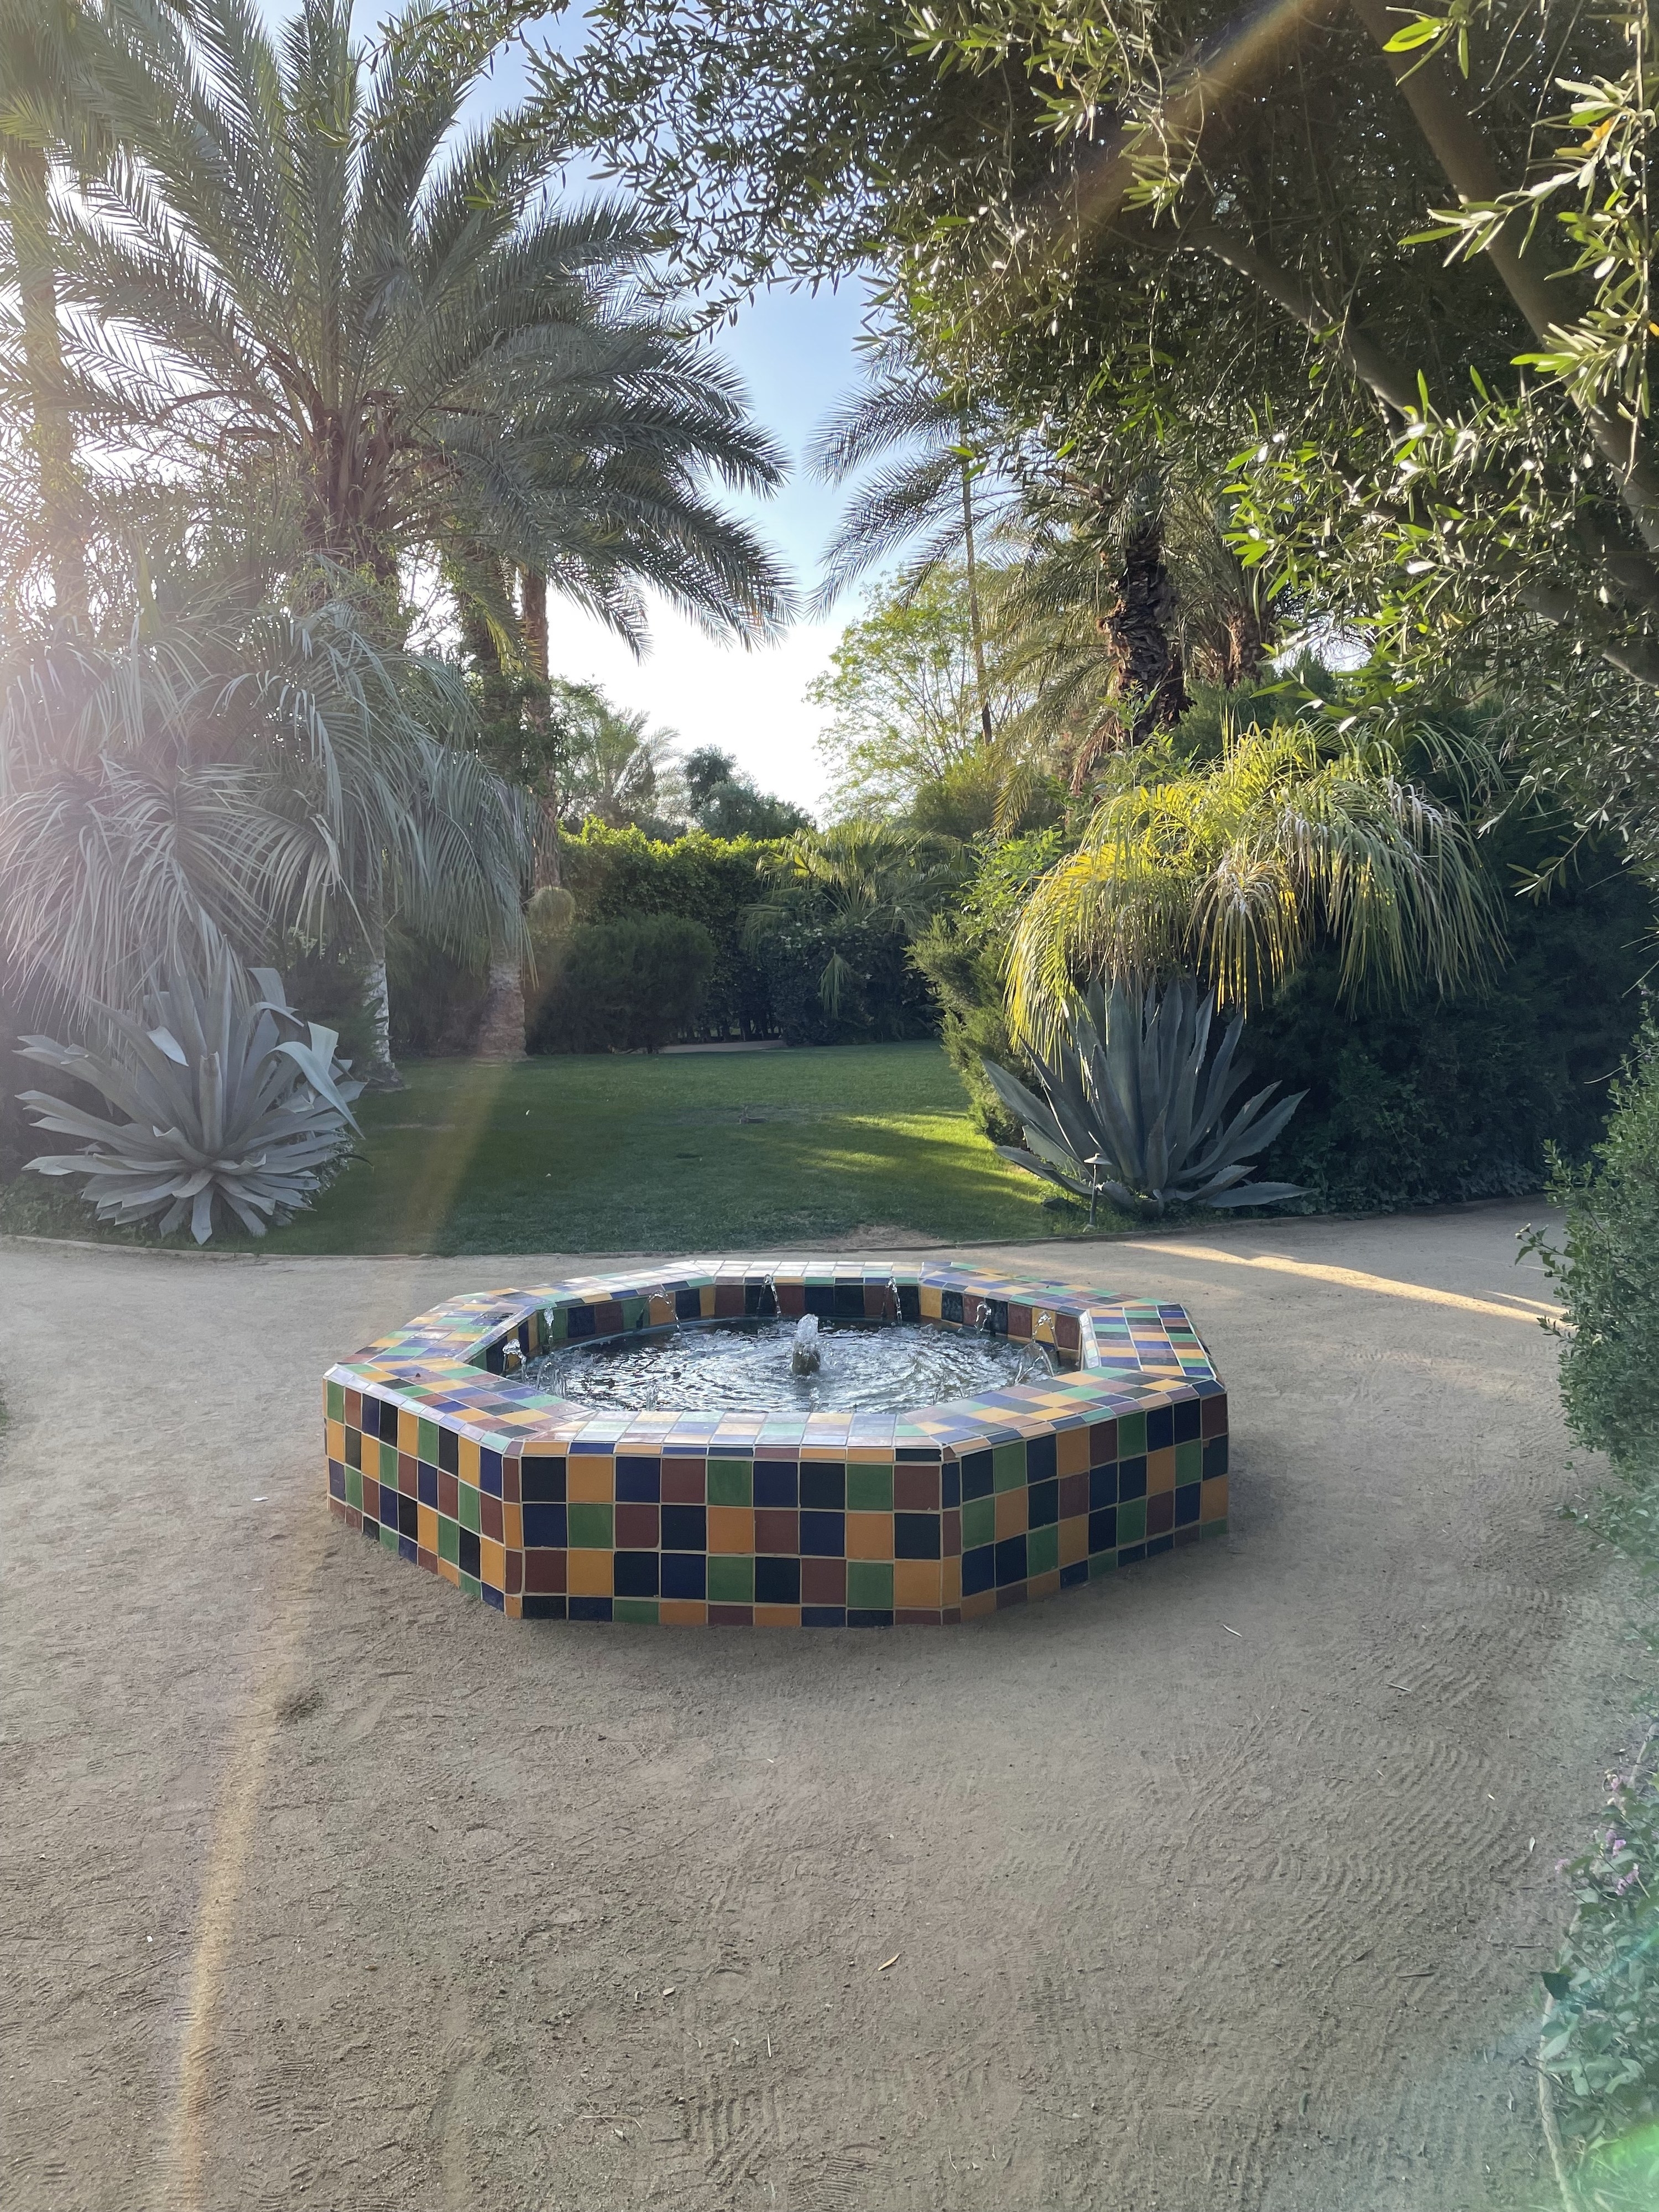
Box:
[324,1259,1228,1625]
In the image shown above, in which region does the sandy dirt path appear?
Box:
[0,1204,1644,2210]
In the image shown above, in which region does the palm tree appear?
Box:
[57,0,790,1064]
[0,571,530,1071]
[1005,715,1504,1044]
[564,699,679,830]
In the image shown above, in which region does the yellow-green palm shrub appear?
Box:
[1006,718,1503,1040]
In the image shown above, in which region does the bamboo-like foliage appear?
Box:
[983,977,1305,1215]
[1006,718,1504,1041]
[19,952,363,1243]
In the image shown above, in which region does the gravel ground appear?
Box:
[0,1202,1643,2210]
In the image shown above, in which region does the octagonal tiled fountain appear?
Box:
[323,1258,1228,1624]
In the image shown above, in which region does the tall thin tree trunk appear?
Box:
[6,142,86,622]
[1110,521,1188,742]
[360,885,404,1090]
[959,449,994,745]
[519,567,563,890]
[474,943,527,1060]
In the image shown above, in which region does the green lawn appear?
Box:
[238,1041,1078,1254]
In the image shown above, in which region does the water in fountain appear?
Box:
[523,1316,1057,1413]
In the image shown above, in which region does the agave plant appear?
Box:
[983,978,1305,1218]
[18,954,363,1243]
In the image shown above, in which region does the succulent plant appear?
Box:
[983,977,1306,1218]
[18,953,363,1243]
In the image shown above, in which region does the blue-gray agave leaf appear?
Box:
[19,951,363,1244]
[984,977,1305,1217]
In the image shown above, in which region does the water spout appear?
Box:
[790,1313,822,1375]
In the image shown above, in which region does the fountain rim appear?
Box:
[327,1255,1224,1459]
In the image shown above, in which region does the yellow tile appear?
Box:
[460,1437,481,1486]
[1201,1475,1228,1521]
[504,1592,523,1619]
[659,1599,707,1626]
[1027,1569,1061,1601]
[961,1587,997,1620]
[503,1503,523,1550]
[1146,1447,1176,1495]
[1058,1515,1089,1567]
[418,1503,439,1553]
[398,1408,419,1453]
[567,1457,614,1503]
[567,1547,612,1597]
[698,1285,717,1317]
[479,1537,506,1588]
[845,1511,894,1561]
[648,1295,676,1327]
[754,1604,800,1628]
[894,1559,941,1609]
[437,1557,461,1587]
[994,1489,1027,1540]
[941,1555,962,1607]
[1056,1426,1090,1478]
[707,1506,754,1554]
[325,1418,346,1463]
[919,1285,942,1319]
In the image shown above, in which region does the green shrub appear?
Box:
[529,914,716,1053]
[1527,1019,1659,1480]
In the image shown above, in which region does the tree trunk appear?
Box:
[6,141,86,621]
[1109,522,1188,741]
[474,945,527,1060]
[520,568,550,677]
[959,451,994,744]
[359,888,404,1091]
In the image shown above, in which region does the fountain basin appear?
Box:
[323,1258,1229,1625]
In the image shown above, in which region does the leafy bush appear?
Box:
[529,915,716,1053]
[17,954,361,1242]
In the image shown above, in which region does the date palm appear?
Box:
[51,0,789,1065]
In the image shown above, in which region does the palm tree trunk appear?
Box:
[6,141,86,622]
[1112,522,1189,742]
[959,451,994,745]
[360,887,404,1090]
[520,567,550,676]
[474,943,526,1060]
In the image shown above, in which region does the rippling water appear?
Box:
[522,1318,1056,1412]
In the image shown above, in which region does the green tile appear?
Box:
[345,1428,361,1469]
[567,1502,614,1549]
[326,1379,345,1421]
[542,1303,568,1343]
[379,1439,399,1483]
[1026,1521,1059,1576]
[1116,1498,1146,1543]
[379,1523,399,1554]
[345,1465,363,1511]
[961,1494,995,1550]
[418,1417,440,1465]
[707,1554,754,1603]
[1087,1550,1118,1575]
[437,1515,460,1564]
[847,1462,893,1512]
[847,1560,894,1609]
[613,1597,659,1624]
[622,1297,650,1332]
[707,1458,753,1506]
[992,1442,1027,1492]
[1175,1439,1202,1484]
[460,1573,482,1601]
[458,1483,482,1534]
[1118,1411,1147,1457]
[1201,1515,1228,1540]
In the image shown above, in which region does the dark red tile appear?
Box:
[1057,1471,1089,1521]
[801,1556,845,1605]
[661,1458,706,1503]
[708,1604,754,1626]
[505,1550,523,1593]
[1089,1419,1119,1466]
[502,1458,521,1503]
[894,1464,940,1512]
[614,1501,659,1549]
[754,1509,798,1556]
[438,1470,459,1521]
[398,1452,418,1495]
[1007,1305,1032,1340]
[481,1493,504,1542]
[942,1508,961,1556]
[713,1284,746,1318]
[524,1548,566,1594]
[1201,1394,1228,1438]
